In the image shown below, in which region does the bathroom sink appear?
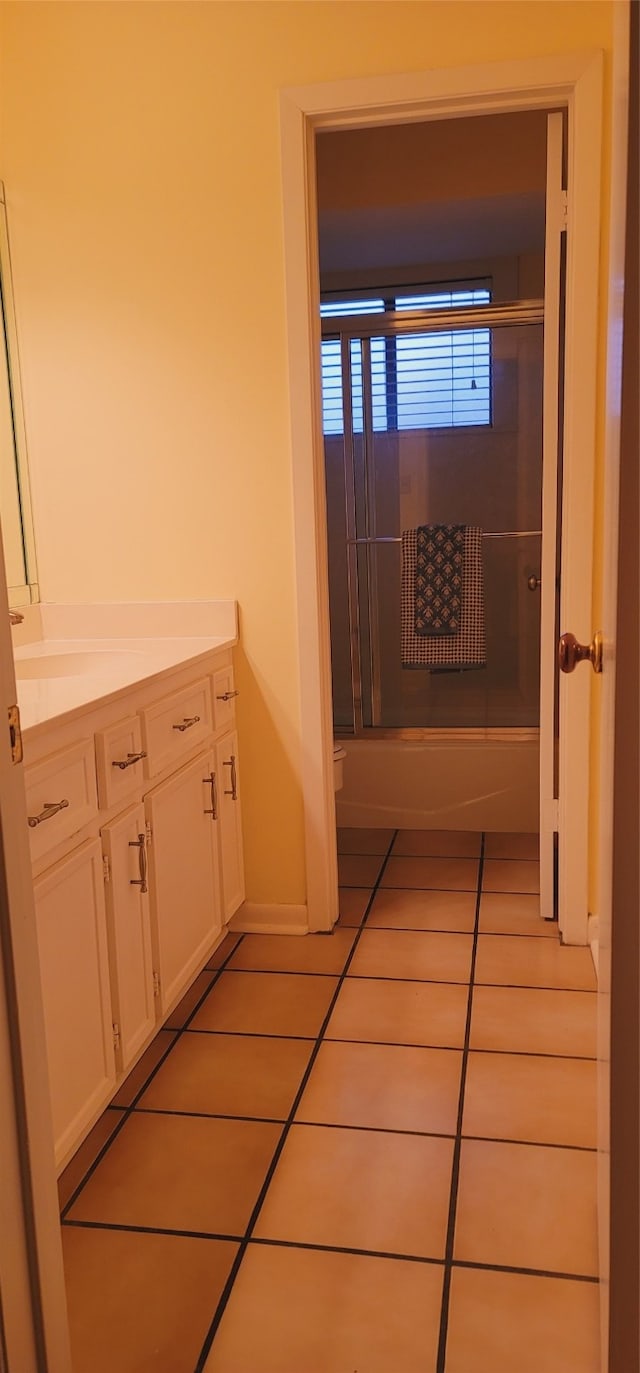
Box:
[14,649,144,680]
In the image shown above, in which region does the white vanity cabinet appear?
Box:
[216,729,244,922]
[33,839,116,1168]
[144,750,222,1015]
[23,643,244,1171]
[101,803,156,1075]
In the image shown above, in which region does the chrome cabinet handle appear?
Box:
[216,690,239,702]
[203,771,218,820]
[223,754,238,801]
[27,799,69,828]
[128,833,148,893]
[172,715,200,732]
[112,750,147,771]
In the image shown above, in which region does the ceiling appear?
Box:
[318,191,546,275]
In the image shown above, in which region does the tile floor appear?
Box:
[59,829,600,1373]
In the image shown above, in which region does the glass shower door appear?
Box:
[325,312,545,734]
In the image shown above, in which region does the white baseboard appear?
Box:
[229,902,309,935]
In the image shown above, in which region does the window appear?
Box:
[320,287,491,436]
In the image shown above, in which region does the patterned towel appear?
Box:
[401,526,486,670]
[415,524,465,636]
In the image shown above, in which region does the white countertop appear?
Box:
[13,601,238,735]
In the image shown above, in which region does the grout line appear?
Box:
[248,1237,597,1284]
[473,981,596,994]
[449,1257,598,1284]
[178,1026,597,1060]
[132,1106,288,1125]
[193,828,399,1372]
[59,1221,598,1284]
[248,1235,445,1265]
[436,831,485,1373]
[129,1107,597,1152]
[61,1217,244,1243]
[59,931,246,1220]
[197,967,596,994]
[182,1027,317,1042]
[365,924,555,939]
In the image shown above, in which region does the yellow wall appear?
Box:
[0,1,613,907]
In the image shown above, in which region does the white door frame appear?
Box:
[280,52,603,940]
[0,519,71,1368]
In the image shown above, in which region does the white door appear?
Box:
[145,750,221,1014]
[0,524,71,1367]
[539,107,602,944]
[538,111,564,920]
[102,803,156,1073]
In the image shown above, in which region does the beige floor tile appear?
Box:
[475,934,597,990]
[482,858,540,893]
[67,1112,281,1235]
[326,977,469,1048]
[336,887,371,926]
[381,855,479,890]
[445,1266,600,1373]
[463,1051,597,1148]
[392,829,482,858]
[254,1123,453,1259]
[62,1225,237,1373]
[227,928,356,976]
[191,971,338,1038]
[349,928,473,983]
[368,889,477,933]
[203,1243,443,1373]
[205,931,243,969]
[296,1040,462,1134]
[369,888,477,932]
[454,1138,598,1275]
[58,1109,126,1211]
[139,1032,312,1119]
[484,832,540,860]
[337,854,384,886]
[164,971,217,1029]
[337,827,395,855]
[479,891,554,938]
[111,1029,178,1108]
[470,985,597,1057]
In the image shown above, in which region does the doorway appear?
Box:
[316,111,549,862]
[279,53,602,946]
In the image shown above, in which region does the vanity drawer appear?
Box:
[140,677,212,778]
[95,715,145,811]
[25,740,98,864]
[212,665,239,732]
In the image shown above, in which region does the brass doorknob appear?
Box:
[558,630,603,674]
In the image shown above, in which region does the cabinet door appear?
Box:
[33,839,116,1170]
[216,730,245,922]
[145,751,221,1014]
[102,804,156,1074]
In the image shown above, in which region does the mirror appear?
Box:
[0,182,38,605]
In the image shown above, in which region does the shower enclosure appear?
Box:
[323,291,546,830]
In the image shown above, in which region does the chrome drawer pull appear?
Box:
[223,755,238,801]
[172,715,201,732]
[216,690,239,702]
[28,799,70,828]
[112,750,147,771]
[128,833,148,893]
[203,771,218,820]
